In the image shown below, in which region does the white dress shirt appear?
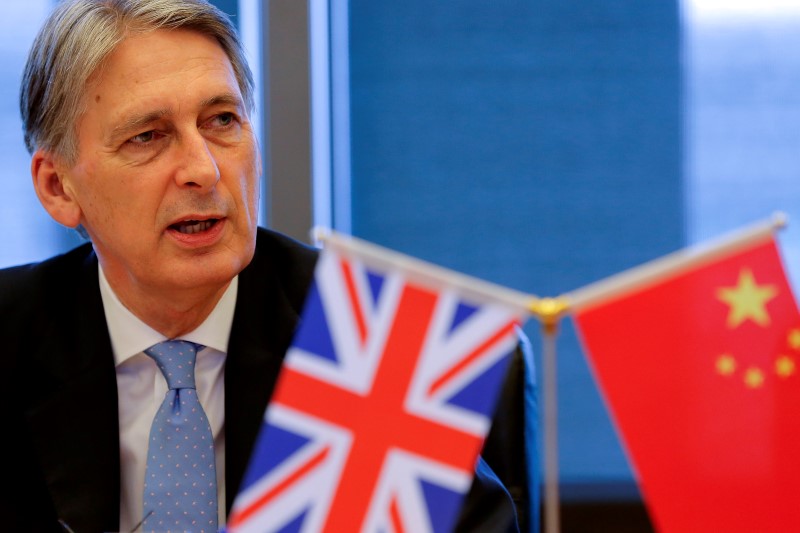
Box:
[98,268,237,532]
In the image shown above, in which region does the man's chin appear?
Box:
[163,253,251,291]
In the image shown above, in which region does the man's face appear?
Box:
[58,28,259,299]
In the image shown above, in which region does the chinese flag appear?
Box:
[572,223,800,532]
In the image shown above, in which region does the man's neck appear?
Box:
[101,270,232,339]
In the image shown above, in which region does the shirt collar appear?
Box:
[98,267,238,366]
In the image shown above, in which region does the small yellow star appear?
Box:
[744,367,765,388]
[776,356,796,377]
[716,354,736,376]
[789,329,800,350]
[716,268,778,328]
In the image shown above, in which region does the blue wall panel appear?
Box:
[349,0,682,499]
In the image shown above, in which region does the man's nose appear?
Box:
[174,130,220,190]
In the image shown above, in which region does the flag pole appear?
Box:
[313,228,536,313]
[529,297,570,533]
[564,213,786,313]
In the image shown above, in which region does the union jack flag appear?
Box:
[228,236,528,532]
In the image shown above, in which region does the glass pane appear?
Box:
[684,0,800,289]
[0,1,82,268]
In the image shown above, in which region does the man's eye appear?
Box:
[215,113,234,127]
[130,130,156,144]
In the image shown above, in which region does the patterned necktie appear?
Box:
[143,340,218,532]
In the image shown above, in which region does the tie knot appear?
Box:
[144,340,202,390]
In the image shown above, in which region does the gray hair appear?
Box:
[20,0,254,163]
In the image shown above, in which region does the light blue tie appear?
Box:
[143,340,218,532]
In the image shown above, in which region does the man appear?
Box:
[1,1,533,531]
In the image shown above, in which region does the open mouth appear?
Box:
[170,218,220,235]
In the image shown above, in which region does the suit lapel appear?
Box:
[224,238,305,511]
[25,249,121,532]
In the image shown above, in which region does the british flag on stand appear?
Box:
[227,232,532,532]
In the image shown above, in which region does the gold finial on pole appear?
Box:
[529,296,570,533]
[530,297,571,333]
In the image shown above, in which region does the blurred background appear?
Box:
[3,1,799,531]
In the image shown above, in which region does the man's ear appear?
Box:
[31,149,82,228]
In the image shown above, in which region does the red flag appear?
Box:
[570,218,800,532]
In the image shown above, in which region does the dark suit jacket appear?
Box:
[0,228,534,532]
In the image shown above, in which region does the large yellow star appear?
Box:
[716,268,778,328]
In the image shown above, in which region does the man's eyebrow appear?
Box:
[200,93,245,110]
[109,108,171,143]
